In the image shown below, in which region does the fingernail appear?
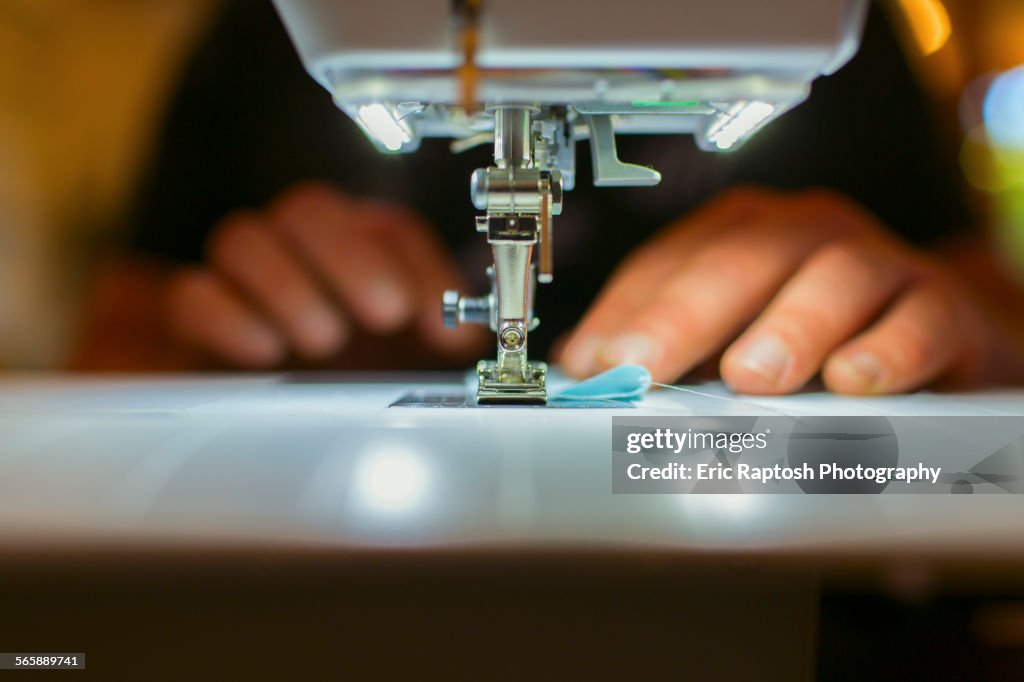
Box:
[368,278,411,327]
[836,352,885,390]
[603,333,658,368]
[303,307,346,354]
[738,334,791,385]
[244,325,283,364]
[563,336,603,377]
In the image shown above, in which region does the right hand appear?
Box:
[165,181,486,368]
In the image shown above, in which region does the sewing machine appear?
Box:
[271,0,869,403]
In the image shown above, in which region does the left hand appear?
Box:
[558,186,1005,395]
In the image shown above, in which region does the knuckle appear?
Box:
[767,305,835,357]
[165,270,212,334]
[891,328,935,374]
[276,179,342,211]
[167,269,209,307]
[269,180,350,236]
[366,201,433,241]
[691,241,764,283]
[637,303,694,350]
[617,243,671,276]
[879,286,961,379]
[809,238,879,282]
[916,278,961,328]
[931,284,960,324]
[794,187,877,236]
[206,214,262,270]
[655,284,713,339]
[364,198,413,224]
[913,257,957,290]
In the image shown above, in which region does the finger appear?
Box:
[549,332,571,362]
[823,280,963,394]
[560,186,782,377]
[270,182,416,333]
[363,200,488,356]
[596,195,862,383]
[208,211,348,359]
[166,269,284,368]
[721,237,910,394]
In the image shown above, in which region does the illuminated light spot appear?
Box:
[355,103,412,152]
[680,494,758,516]
[984,66,1024,150]
[707,101,775,151]
[353,446,429,513]
[896,0,952,56]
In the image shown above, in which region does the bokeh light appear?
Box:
[960,59,1024,276]
[897,0,953,56]
[984,66,1024,150]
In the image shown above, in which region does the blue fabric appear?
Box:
[550,365,652,402]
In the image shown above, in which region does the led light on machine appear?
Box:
[707,101,776,151]
[354,103,413,152]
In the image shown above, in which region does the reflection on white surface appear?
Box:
[676,493,763,531]
[0,375,1023,552]
[664,494,772,548]
[681,494,759,516]
[352,444,431,514]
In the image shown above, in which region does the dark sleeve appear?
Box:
[727,3,971,245]
[126,0,375,262]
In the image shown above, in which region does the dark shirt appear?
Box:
[129,1,969,356]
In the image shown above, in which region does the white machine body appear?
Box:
[272,0,867,154]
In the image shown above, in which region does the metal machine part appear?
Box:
[444,107,556,403]
[444,106,667,402]
[270,0,870,403]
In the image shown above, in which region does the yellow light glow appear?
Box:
[897,0,952,56]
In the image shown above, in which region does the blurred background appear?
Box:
[0,0,1021,370]
[0,0,216,369]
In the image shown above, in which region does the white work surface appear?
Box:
[1,372,1023,557]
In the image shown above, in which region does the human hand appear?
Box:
[165,181,485,368]
[560,186,1006,395]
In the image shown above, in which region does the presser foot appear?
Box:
[475,360,548,404]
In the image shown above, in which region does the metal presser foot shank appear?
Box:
[446,239,548,404]
[476,237,547,404]
[442,106,563,404]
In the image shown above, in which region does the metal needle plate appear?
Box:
[388,391,632,409]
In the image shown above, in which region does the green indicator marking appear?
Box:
[630,100,701,107]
